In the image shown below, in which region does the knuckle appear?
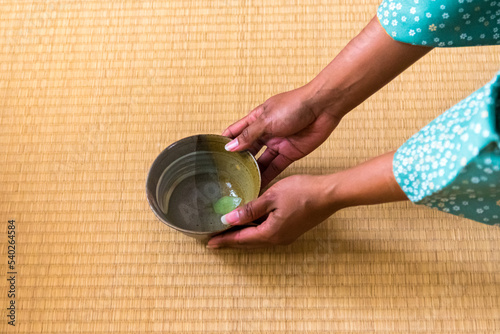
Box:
[243,202,256,220]
[259,232,273,245]
[224,128,235,138]
[240,127,251,141]
[234,231,245,246]
[262,190,276,204]
[267,235,286,246]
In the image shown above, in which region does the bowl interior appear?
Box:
[146,135,260,234]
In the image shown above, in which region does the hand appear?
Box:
[223,18,431,189]
[223,85,342,188]
[207,151,408,249]
[207,174,339,249]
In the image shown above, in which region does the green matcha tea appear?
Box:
[157,151,247,232]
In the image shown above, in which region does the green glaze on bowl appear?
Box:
[213,196,242,215]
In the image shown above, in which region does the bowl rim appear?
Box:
[145,133,261,235]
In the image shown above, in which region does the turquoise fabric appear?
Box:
[393,73,500,225]
[377,0,500,225]
[377,0,500,47]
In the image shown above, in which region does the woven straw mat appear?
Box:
[0,1,499,333]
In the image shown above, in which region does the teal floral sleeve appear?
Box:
[393,73,500,225]
[378,2,500,225]
[377,0,500,47]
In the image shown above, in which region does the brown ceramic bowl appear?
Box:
[146,134,261,241]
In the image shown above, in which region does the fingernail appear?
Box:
[224,139,239,151]
[221,210,239,225]
[206,244,220,249]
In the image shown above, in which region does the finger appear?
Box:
[207,224,272,249]
[222,105,263,138]
[221,115,250,138]
[224,108,268,152]
[225,120,268,152]
[256,147,279,172]
[260,154,293,188]
[220,191,272,226]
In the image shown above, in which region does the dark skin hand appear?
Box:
[223,16,432,188]
[222,86,342,188]
[208,151,408,249]
[209,16,433,248]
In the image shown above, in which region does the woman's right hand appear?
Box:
[223,84,342,188]
[223,17,432,188]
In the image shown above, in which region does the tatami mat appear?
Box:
[0,0,499,333]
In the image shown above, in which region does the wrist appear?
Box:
[302,77,347,121]
[303,16,432,122]
[315,174,346,213]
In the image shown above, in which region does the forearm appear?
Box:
[304,16,433,119]
[322,151,408,210]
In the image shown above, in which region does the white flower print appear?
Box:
[389,2,396,10]
[479,16,485,22]
[414,16,420,22]
[440,5,446,10]
[443,13,449,19]
[383,18,389,25]
[401,16,407,22]
[463,13,470,19]
[389,13,500,224]
[392,19,398,26]
[410,7,416,14]
[392,31,397,37]
[396,3,402,10]
[426,12,432,18]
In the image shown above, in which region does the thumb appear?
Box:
[221,193,272,226]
